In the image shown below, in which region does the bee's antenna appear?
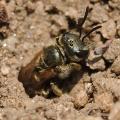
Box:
[82,25,101,42]
[77,6,90,37]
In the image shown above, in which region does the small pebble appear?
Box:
[2,35,18,52]
[1,65,10,76]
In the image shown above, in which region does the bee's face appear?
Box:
[60,32,89,62]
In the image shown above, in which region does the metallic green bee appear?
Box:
[18,7,111,97]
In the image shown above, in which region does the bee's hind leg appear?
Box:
[40,89,51,98]
[36,80,63,97]
[50,81,63,97]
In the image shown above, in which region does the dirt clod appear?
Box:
[95,92,114,112]
[72,90,88,108]
[103,39,120,62]
[0,2,9,25]
[111,56,120,75]
[101,19,116,39]
[109,102,120,120]
[90,3,109,23]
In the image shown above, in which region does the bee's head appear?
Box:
[58,32,89,62]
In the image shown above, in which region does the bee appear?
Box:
[18,7,110,97]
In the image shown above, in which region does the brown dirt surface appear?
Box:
[0,0,120,120]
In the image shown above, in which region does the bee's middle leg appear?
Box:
[55,63,81,79]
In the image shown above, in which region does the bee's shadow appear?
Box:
[19,71,83,99]
[61,71,83,94]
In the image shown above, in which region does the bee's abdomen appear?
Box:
[18,50,58,90]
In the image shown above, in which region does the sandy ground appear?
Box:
[0,0,120,120]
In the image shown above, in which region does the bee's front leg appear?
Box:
[55,63,81,80]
